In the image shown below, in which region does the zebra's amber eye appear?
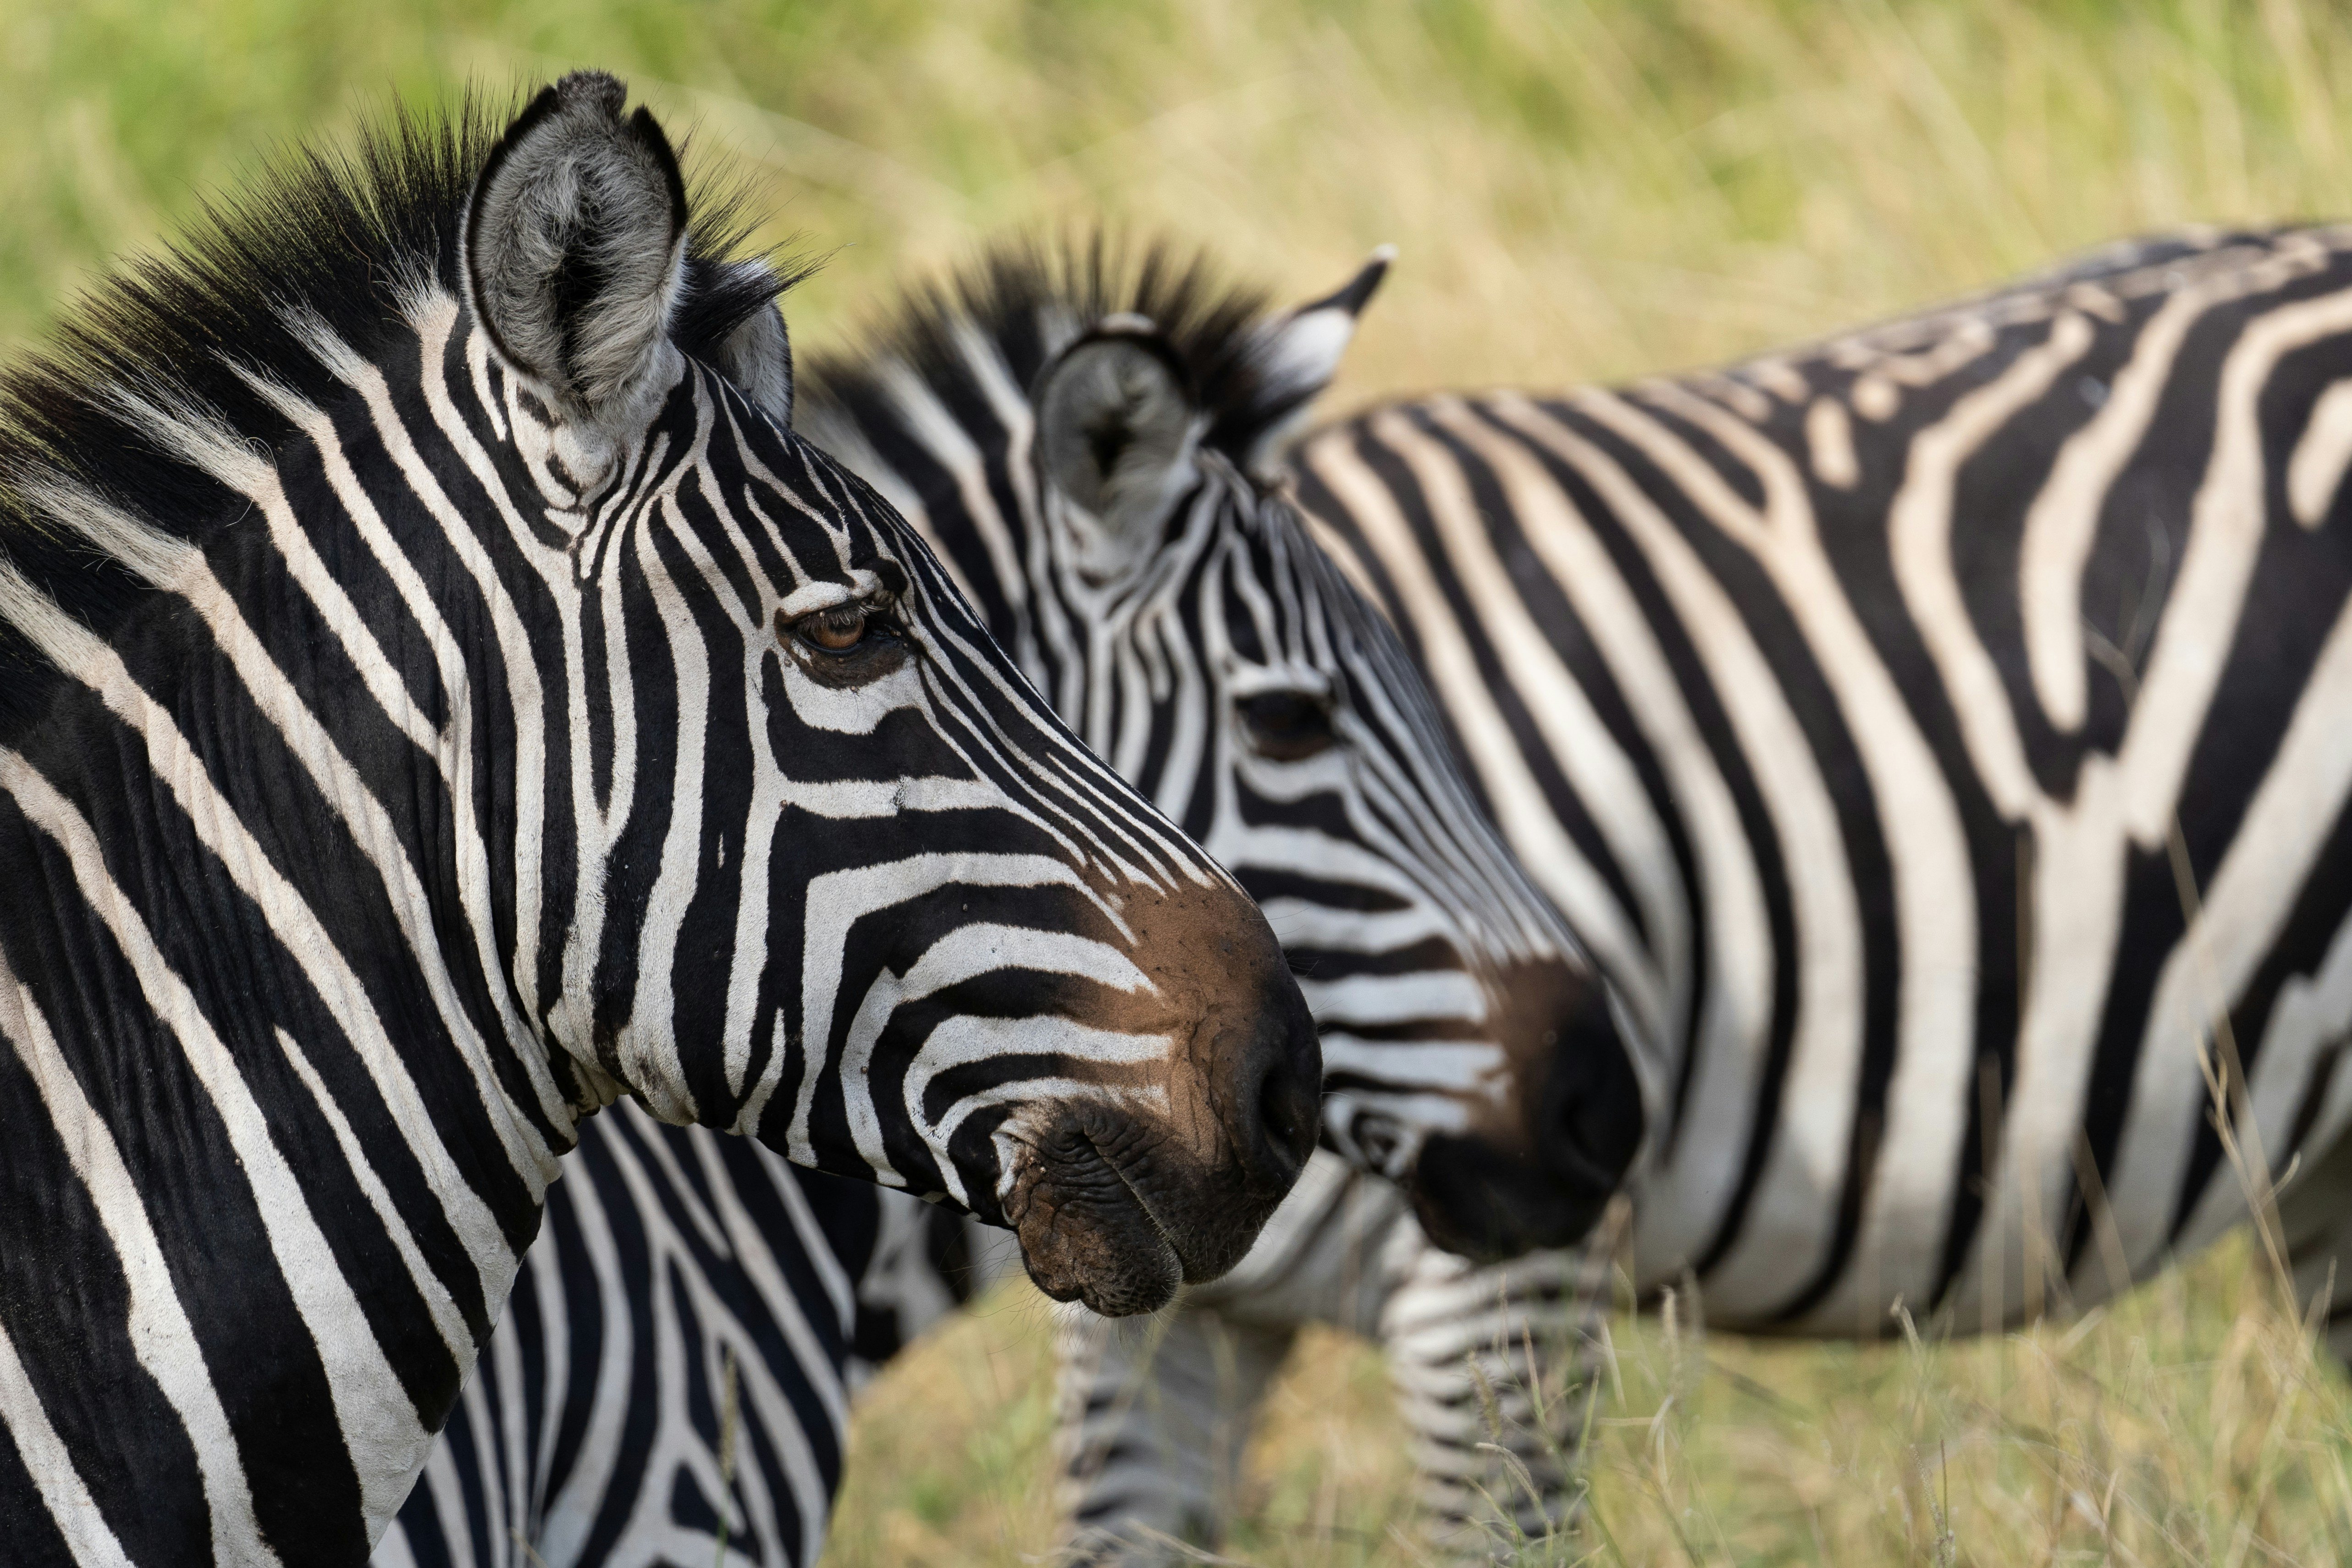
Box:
[806,604,868,651]
[1237,689,1337,761]
[783,597,892,656]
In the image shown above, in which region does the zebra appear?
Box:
[372,1104,987,1568]
[375,233,1653,1568]
[795,238,1646,1566]
[1291,224,2352,1351]
[0,73,1329,1566]
[950,223,2352,1566]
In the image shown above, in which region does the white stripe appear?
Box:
[1888,311,2097,821]
[2019,238,2324,730]
[2288,377,2352,528]
[620,491,717,1125]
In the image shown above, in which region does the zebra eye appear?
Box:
[783,597,894,657]
[1237,689,1337,762]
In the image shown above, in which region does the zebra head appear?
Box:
[457,80,1330,1314]
[799,240,1645,1259]
[0,77,1321,1323]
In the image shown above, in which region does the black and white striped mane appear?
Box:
[0,92,788,733]
[806,234,1315,464]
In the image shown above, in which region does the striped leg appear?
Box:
[1383,1242,1593,1562]
[2276,1118,2352,1363]
[1053,1154,1599,1564]
[1055,1307,1297,1565]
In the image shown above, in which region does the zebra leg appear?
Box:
[1054,1303,1296,1565]
[2275,1118,2352,1363]
[1382,1238,1599,1563]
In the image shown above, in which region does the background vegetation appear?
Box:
[10,0,2352,1560]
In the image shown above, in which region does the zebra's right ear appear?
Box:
[1033,321,1206,575]
[1239,245,1392,477]
[463,72,689,425]
[712,300,794,425]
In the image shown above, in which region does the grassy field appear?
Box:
[8,0,2352,1561]
[829,1231,2352,1567]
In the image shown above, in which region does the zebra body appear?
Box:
[374,1102,982,1568]
[1016,225,2352,1567]
[1293,225,2352,1341]
[0,77,1322,1565]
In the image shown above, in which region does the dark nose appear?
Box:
[1409,983,1643,1263]
[1230,969,1322,1187]
[1538,983,1645,1195]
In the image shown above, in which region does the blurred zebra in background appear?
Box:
[1293,225,2352,1353]
[798,240,1635,1566]
[1007,223,2352,1565]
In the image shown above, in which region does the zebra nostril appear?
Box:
[1245,987,1322,1177]
[1540,994,1645,1194]
[1259,1057,1304,1153]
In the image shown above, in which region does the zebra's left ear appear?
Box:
[1240,245,1393,476]
[464,72,689,425]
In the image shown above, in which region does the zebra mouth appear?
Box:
[1007,1118,1188,1317]
[1085,1130,1184,1266]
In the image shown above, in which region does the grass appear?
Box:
[828,1230,2352,1567]
[13,0,2352,397]
[9,0,2352,1561]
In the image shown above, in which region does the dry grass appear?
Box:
[10,1,2352,1562]
[828,1233,2352,1567]
[13,0,2352,397]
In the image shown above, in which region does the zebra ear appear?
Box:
[464,72,689,422]
[712,298,794,425]
[1241,245,1393,475]
[1034,322,1204,565]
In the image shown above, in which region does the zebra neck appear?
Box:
[0,495,573,1558]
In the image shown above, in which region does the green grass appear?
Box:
[11,0,2352,1561]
